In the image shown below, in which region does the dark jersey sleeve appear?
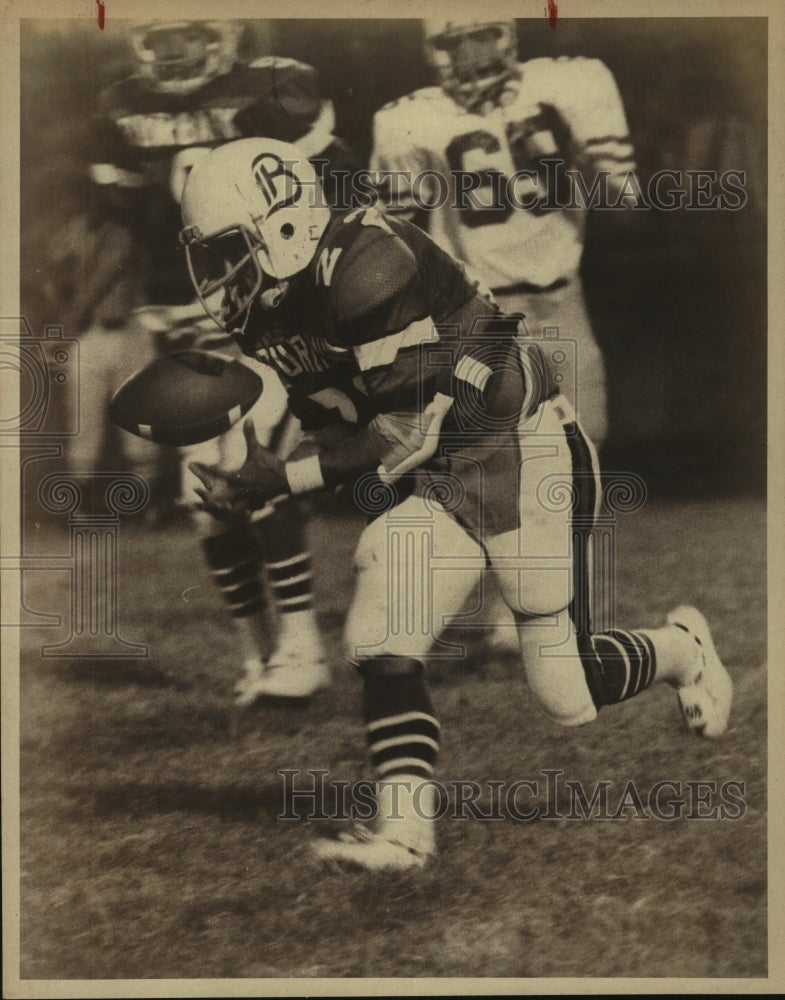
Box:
[328,219,440,418]
[331,226,428,344]
[293,211,540,485]
[330,211,543,448]
[88,81,151,230]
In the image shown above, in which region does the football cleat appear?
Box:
[311,825,432,871]
[234,645,330,705]
[667,605,733,739]
[312,778,437,871]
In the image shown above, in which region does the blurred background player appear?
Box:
[44,175,161,496]
[370,19,638,648]
[370,18,638,449]
[87,20,359,702]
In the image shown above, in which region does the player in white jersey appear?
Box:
[370,19,638,448]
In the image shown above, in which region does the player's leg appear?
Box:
[66,325,114,477]
[488,396,732,736]
[313,496,485,869]
[476,279,608,654]
[198,504,272,685]
[510,607,732,738]
[236,378,329,701]
[181,372,329,703]
[248,492,330,700]
[183,426,271,690]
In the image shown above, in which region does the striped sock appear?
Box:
[257,498,315,617]
[202,523,265,619]
[265,551,314,615]
[360,657,440,780]
[581,628,657,708]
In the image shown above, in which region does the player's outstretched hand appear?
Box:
[189,419,290,517]
[188,460,249,520]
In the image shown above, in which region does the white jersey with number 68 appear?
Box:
[370,57,636,292]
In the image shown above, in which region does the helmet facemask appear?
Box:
[181,225,266,331]
[181,223,296,334]
[131,21,241,96]
[425,21,519,113]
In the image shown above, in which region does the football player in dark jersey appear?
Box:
[182,138,732,870]
[85,21,360,703]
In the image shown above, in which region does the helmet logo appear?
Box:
[252,153,302,218]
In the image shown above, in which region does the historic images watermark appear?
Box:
[1,316,149,657]
[278,768,747,824]
[305,163,750,214]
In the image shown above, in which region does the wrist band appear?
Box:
[285,455,325,494]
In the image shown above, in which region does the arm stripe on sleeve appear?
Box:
[353,317,438,372]
[90,163,144,187]
[455,355,493,392]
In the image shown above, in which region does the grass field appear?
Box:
[14,493,766,983]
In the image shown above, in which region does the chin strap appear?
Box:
[259,280,290,310]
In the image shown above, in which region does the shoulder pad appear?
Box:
[326,211,423,337]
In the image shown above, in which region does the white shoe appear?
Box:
[234,657,267,706]
[234,645,330,705]
[667,606,733,739]
[312,778,437,871]
[311,825,432,871]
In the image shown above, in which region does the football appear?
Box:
[109,350,263,446]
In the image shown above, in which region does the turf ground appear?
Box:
[14,493,766,983]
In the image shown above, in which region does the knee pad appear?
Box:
[527,658,598,727]
[516,619,598,727]
[496,567,573,618]
[344,500,482,663]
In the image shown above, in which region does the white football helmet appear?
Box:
[180,138,331,331]
[130,20,242,95]
[423,19,519,112]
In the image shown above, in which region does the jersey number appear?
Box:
[445,110,562,228]
[308,387,359,424]
[307,379,376,425]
